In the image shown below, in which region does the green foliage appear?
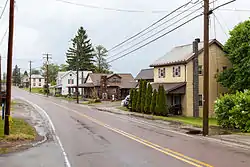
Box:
[218,19,250,92]
[129,89,134,109]
[94,45,111,73]
[156,85,167,116]
[66,27,95,71]
[132,90,138,112]
[136,81,143,112]
[31,69,41,75]
[12,65,21,86]
[144,83,152,114]
[59,64,69,72]
[215,90,250,132]
[150,89,157,114]
[140,80,147,113]
[41,63,59,84]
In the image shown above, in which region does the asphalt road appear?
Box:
[9,88,250,167]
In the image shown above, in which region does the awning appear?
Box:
[151,82,186,94]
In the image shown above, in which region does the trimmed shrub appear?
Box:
[136,81,143,112]
[155,85,167,116]
[150,89,157,115]
[129,89,134,110]
[132,90,138,112]
[215,90,250,132]
[140,80,147,113]
[144,83,153,114]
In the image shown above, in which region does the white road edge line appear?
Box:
[18,97,72,167]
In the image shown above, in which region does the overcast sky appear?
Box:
[0,0,249,76]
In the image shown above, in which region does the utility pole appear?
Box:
[43,53,52,97]
[203,0,209,136]
[76,58,79,104]
[29,61,32,92]
[4,0,15,135]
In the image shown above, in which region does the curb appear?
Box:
[94,106,250,150]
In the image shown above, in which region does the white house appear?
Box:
[31,74,45,88]
[56,70,92,95]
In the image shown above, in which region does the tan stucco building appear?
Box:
[150,39,231,117]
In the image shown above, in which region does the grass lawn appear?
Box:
[117,106,130,112]
[153,115,218,127]
[0,118,36,141]
[23,88,44,94]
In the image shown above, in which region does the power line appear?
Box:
[213,13,228,38]
[219,8,250,12]
[107,0,196,52]
[107,13,203,63]
[108,1,203,54]
[0,0,9,21]
[0,27,8,46]
[107,6,203,61]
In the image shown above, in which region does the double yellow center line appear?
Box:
[52,102,213,167]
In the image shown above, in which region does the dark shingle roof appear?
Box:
[135,68,154,80]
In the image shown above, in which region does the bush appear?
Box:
[144,84,152,114]
[132,90,138,112]
[215,90,250,132]
[155,85,168,116]
[140,80,147,113]
[150,89,157,114]
[129,89,134,110]
[136,81,143,112]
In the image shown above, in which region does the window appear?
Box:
[112,78,117,83]
[222,66,227,71]
[173,66,181,77]
[39,79,41,82]
[158,68,165,78]
[68,79,74,84]
[69,74,72,77]
[39,83,41,86]
[199,95,203,106]
[33,83,36,86]
[198,65,203,75]
[33,78,35,82]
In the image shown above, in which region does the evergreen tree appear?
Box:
[140,80,147,113]
[24,70,28,76]
[156,85,167,116]
[150,89,157,115]
[129,89,134,110]
[144,83,152,114]
[136,81,143,112]
[132,90,138,112]
[66,27,95,71]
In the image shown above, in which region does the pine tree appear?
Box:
[66,27,95,71]
[140,80,147,113]
[150,89,157,115]
[136,81,143,112]
[144,83,152,114]
[132,90,138,112]
[129,89,134,110]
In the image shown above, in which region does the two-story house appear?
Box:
[31,74,45,88]
[55,70,92,95]
[150,39,231,117]
[71,73,137,100]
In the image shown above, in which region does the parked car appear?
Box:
[121,95,130,107]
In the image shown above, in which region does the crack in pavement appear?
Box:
[76,151,105,157]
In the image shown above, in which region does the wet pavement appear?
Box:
[2,87,250,167]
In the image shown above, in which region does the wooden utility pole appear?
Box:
[43,53,51,97]
[29,61,32,92]
[203,0,209,136]
[4,0,15,135]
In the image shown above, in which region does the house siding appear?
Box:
[153,65,186,83]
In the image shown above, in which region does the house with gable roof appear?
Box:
[150,39,231,117]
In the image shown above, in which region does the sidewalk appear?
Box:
[93,106,250,149]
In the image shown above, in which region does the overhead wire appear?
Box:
[213,13,228,38]
[107,0,197,52]
[0,0,8,21]
[107,13,203,63]
[107,1,203,54]
[107,6,203,61]
[0,27,8,46]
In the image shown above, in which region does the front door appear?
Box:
[173,95,181,105]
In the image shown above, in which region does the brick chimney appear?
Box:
[100,75,108,100]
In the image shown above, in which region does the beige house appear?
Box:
[150,39,231,117]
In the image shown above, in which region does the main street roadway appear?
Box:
[12,88,250,167]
